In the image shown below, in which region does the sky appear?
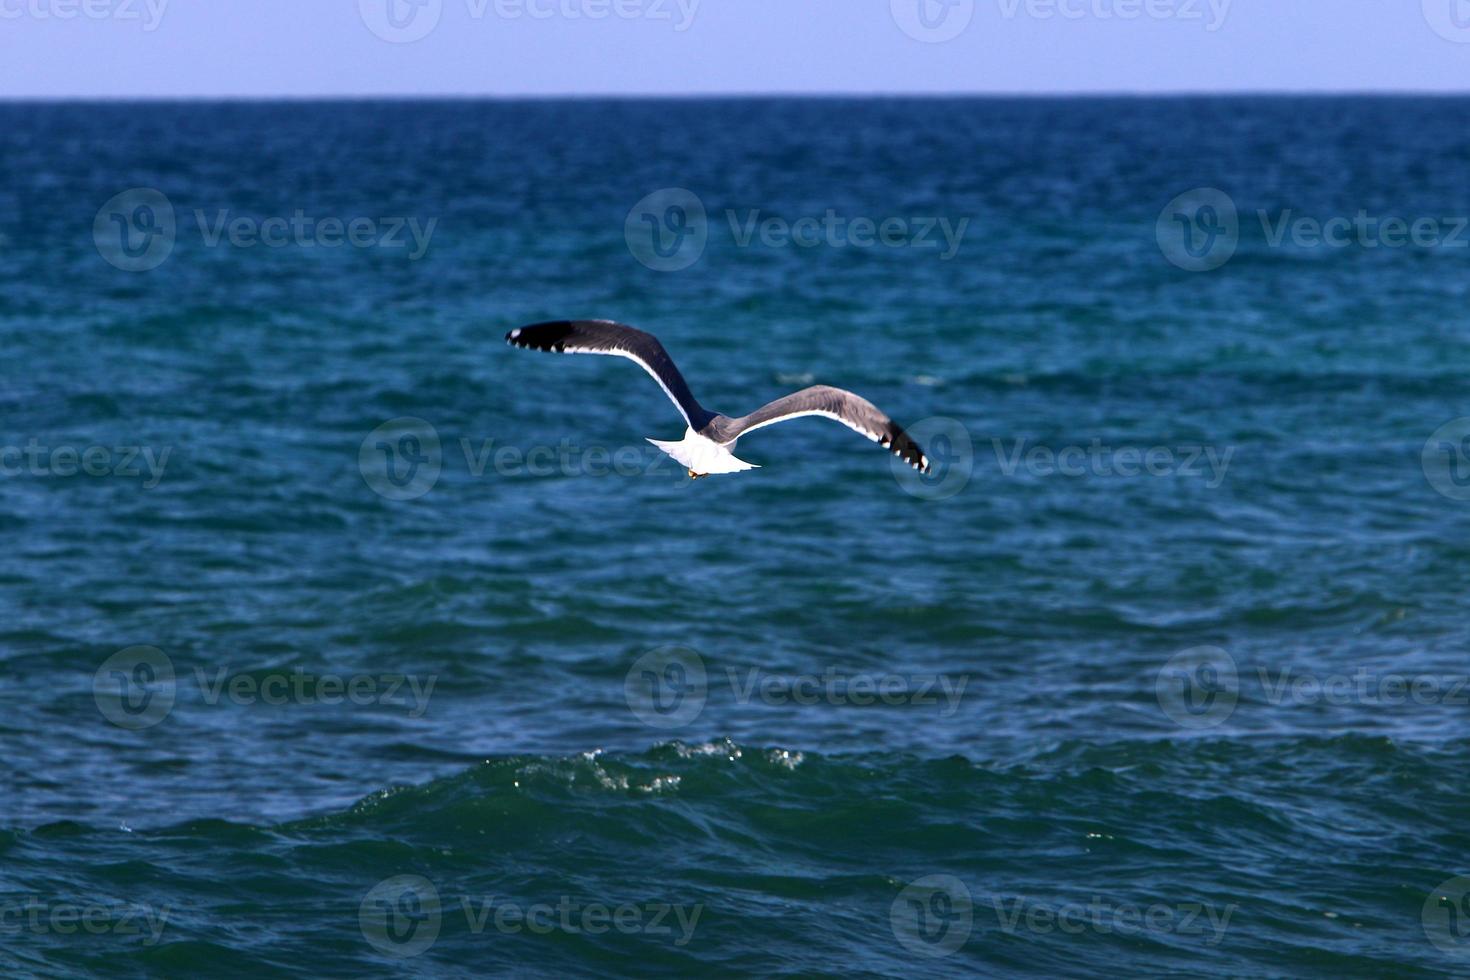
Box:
[1,0,1469,98]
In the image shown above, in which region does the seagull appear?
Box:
[506,320,930,479]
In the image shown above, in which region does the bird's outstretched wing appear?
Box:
[715,385,930,473]
[506,320,713,429]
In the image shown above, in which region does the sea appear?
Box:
[2,96,1469,977]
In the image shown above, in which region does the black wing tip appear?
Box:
[900,450,930,475]
[880,427,930,475]
[505,323,571,353]
[505,319,634,353]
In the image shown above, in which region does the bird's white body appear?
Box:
[648,428,760,476]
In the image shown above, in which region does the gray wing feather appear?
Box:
[506,320,713,428]
[714,385,930,473]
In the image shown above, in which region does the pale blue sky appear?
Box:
[2,0,1469,97]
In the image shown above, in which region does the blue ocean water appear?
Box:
[3,97,1470,977]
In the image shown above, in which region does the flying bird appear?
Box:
[506,320,930,479]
